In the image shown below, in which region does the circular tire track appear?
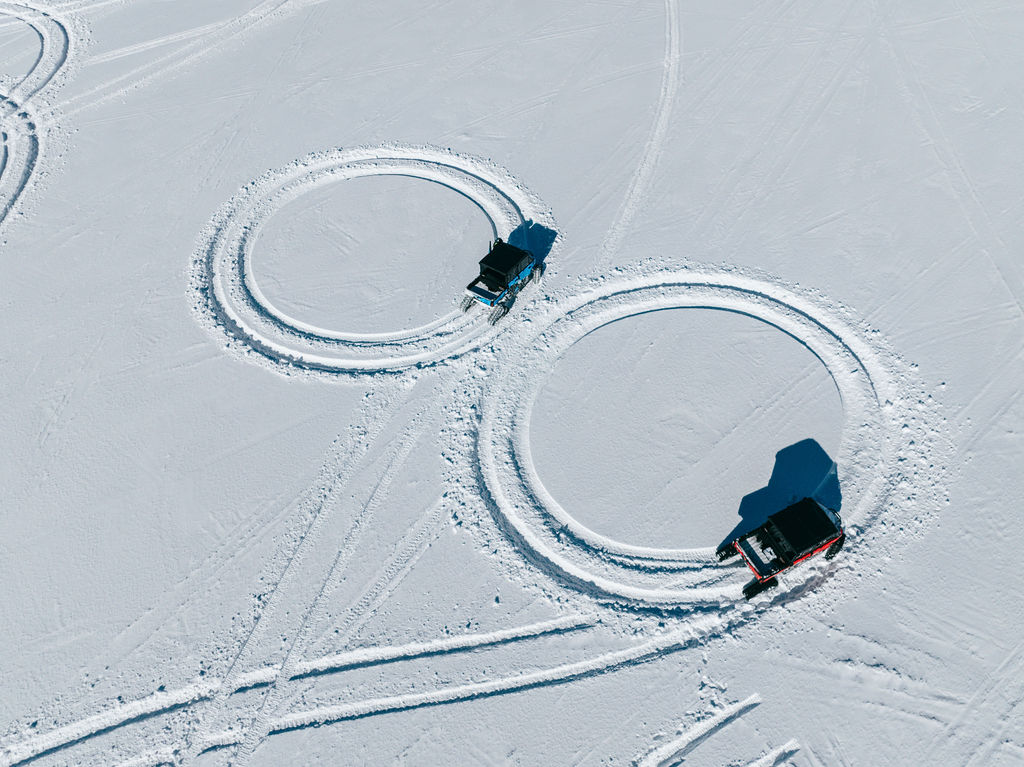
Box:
[191,143,555,376]
[472,265,937,607]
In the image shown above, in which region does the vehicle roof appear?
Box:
[768,498,841,555]
[480,240,533,278]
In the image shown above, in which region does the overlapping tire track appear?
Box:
[52,0,294,120]
[595,0,679,268]
[190,142,556,376]
[0,2,70,228]
[0,615,597,767]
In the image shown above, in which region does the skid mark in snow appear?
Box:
[94,381,407,685]
[636,694,761,767]
[0,2,69,106]
[191,143,556,376]
[0,104,37,223]
[309,495,450,651]
[177,386,434,762]
[82,20,226,67]
[922,641,1024,766]
[879,7,1024,319]
[185,613,735,747]
[227,403,446,763]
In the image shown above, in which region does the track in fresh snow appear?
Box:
[191,142,556,375]
[0,615,598,767]
[0,2,70,227]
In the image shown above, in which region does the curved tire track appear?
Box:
[190,142,556,376]
[0,1,70,228]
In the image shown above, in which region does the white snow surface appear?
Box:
[0,0,1021,765]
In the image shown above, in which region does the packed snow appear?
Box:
[1,1,1021,765]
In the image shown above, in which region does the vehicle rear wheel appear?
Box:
[742,577,778,600]
[824,533,846,561]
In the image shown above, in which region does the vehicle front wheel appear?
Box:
[488,304,509,325]
[825,533,846,561]
[716,543,739,561]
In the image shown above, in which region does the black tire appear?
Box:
[716,543,739,562]
[529,264,543,283]
[488,304,509,325]
[460,295,475,312]
[743,577,778,600]
[824,533,846,561]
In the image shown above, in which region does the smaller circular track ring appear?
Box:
[191,143,555,375]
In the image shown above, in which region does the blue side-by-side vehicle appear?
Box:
[462,238,542,324]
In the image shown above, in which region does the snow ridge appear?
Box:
[636,694,761,767]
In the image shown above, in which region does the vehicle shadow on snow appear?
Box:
[507,220,557,266]
[718,438,842,549]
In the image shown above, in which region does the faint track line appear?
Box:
[596,0,679,267]
[726,28,873,256]
[53,0,298,120]
[228,399,442,763]
[308,495,449,651]
[100,382,407,672]
[83,20,225,66]
[922,641,1024,764]
[879,5,1024,320]
[689,0,860,248]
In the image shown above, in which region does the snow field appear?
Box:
[1,0,1012,764]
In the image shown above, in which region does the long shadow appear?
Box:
[719,438,842,548]
[507,220,557,266]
